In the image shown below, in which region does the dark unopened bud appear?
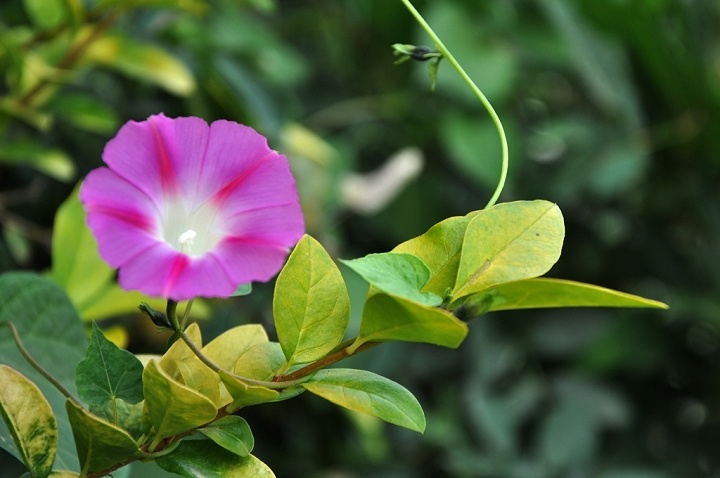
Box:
[138,302,172,329]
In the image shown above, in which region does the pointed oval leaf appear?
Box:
[452,200,564,300]
[143,360,217,447]
[302,369,426,433]
[0,365,57,478]
[340,253,442,306]
[393,213,478,297]
[201,325,268,371]
[75,323,144,407]
[233,342,285,382]
[351,293,468,351]
[159,323,202,380]
[273,235,350,366]
[218,371,279,413]
[198,416,254,457]
[82,34,195,96]
[156,440,275,478]
[65,399,142,475]
[0,273,87,471]
[483,278,669,311]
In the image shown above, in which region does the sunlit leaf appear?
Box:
[482,278,668,312]
[0,365,57,478]
[65,399,142,474]
[233,342,285,382]
[82,34,195,96]
[302,369,426,433]
[75,323,144,410]
[198,416,254,457]
[273,235,350,367]
[218,371,278,413]
[351,293,467,351]
[0,273,86,471]
[202,325,269,372]
[143,360,217,449]
[393,213,478,297]
[340,253,442,306]
[452,200,564,301]
[156,440,275,478]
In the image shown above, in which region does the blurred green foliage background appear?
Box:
[1,0,719,476]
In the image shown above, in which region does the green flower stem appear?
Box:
[400,0,508,208]
[175,329,308,389]
[0,321,77,402]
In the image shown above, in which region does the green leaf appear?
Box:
[94,0,207,14]
[393,213,478,297]
[0,365,57,478]
[202,325,269,372]
[233,342,285,382]
[22,0,67,29]
[48,93,119,134]
[273,235,350,367]
[302,369,426,433]
[452,200,565,301]
[143,360,218,449]
[156,440,275,478]
[482,278,668,311]
[82,34,195,96]
[158,324,221,405]
[65,399,142,475]
[0,139,75,182]
[218,371,279,413]
[351,293,468,351]
[198,416,254,457]
[340,253,442,307]
[89,399,144,441]
[75,323,144,410]
[231,283,252,297]
[0,272,87,471]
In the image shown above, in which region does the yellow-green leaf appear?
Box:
[484,278,669,311]
[302,369,426,433]
[233,342,285,382]
[350,293,468,352]
[393,213,478,297]
[143,360,217,449]
[452,200,564,301]
[0,365,57,478]
[273,235,350,367]
[65,399,142,475]
[202,325,269,371]
[82,34,195,96]
[219,371,278,413]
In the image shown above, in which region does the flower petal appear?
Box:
[190,120,277,206]
[80,168,160,267]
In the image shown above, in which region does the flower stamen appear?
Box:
[179,229,197,256]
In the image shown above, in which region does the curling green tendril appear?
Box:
[400,0,508,208]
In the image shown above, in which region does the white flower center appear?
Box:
[161,195,225,257]
[178,229,197,255]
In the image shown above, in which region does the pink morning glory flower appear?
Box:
[80,113,304,301]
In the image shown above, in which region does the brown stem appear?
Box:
[275,341,380,383]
